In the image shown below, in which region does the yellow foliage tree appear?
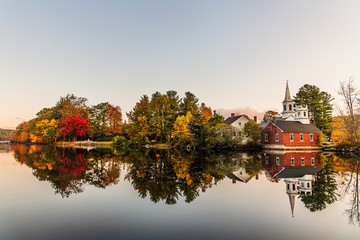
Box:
[331,116,354,145]
[171,112,193,142]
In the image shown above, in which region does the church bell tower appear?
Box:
[281,81,296,120]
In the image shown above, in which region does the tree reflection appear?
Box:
[334,154,360,226]
[11,145,252,204]
[299,154,338,212]
[11,145,123,198]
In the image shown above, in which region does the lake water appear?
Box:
[1,144,360,240]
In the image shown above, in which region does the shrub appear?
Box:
[112,136,128,147]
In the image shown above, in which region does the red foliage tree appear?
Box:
[58,154,89,177]
[60,114,91,141]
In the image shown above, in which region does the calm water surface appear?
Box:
[1,144,360,240]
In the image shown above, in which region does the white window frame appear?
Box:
[311,157,314,165]
[275,133,279,142]
[301,157,305,166]
[310,134,313,141]
[265,134,268,142]
[265,156,269,164]
[291,158,295,166]
[300,133,304,141]
[276,157,280,165]
[290,133,294,141]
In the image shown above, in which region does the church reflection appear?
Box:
[262,151,323,217]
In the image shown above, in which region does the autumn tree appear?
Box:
[31,119,59,143]
[294,84,333,135]
[105,104,123,135]
[172,112,193,144]
[199,103,213,122]
[60,114,91,141]
[55,94,89,119]
[263,110,279,121]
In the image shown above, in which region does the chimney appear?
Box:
[232,179,236,184]
[273,117,277,123]
[256,173,259,180]
[231,113,235,118]
[254,116,257,123]
[275,176,279,183]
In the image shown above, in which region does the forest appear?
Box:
[11,92,261,149]
[0,128,13,141]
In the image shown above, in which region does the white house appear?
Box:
[223,113,254,131]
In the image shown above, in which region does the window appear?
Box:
[300,133,304,141]
[311,157,314,165]
[265,156,269,164]
[292,184,296,191]
[276,157,280,165]
[301,158,305,166]
[291,158,295,166]
[290,133,294,141]
[265,134,268,141]
[307,183,310,188]
[287,184,290,190]
[304,112,306,117]
[275,133,279,142]
[289,105,292,111]
[238,122,242,128]
[310,134,313,141]
[284,105,286,111]
[298,112,300,117]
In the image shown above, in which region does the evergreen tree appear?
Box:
[294,84,333,136]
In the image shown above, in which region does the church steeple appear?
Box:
[285,80,292,101]
[281,81,296,119]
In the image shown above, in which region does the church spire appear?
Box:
[288,192,296,217]
[281,80,296,119]
[285,80,292,101]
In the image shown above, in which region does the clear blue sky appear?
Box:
[1,0,360,129]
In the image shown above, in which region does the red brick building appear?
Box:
[261,82,322,150]
[261,118,321,149]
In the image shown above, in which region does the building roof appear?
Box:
[226,173,253,183]
[223,115,252,125]
[275,167,323,178]
[262,119,321,133]
[274,121,321,133]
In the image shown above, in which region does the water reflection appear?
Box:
[9,144,360,224]
[11,145,123,197]
[334,153,360,226]
[12,145,259,202]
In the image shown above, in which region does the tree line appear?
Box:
[11,94,123,144]
[11,91,261,149]
[0,128,13,141]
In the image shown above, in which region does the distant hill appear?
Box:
[0,128,14,141]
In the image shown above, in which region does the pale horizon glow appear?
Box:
[1,1,360,129]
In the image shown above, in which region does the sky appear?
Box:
[1,0,360,129]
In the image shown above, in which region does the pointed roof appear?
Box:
[288,193,296,217]
[284,80,292,102]
[223,114,252,125]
